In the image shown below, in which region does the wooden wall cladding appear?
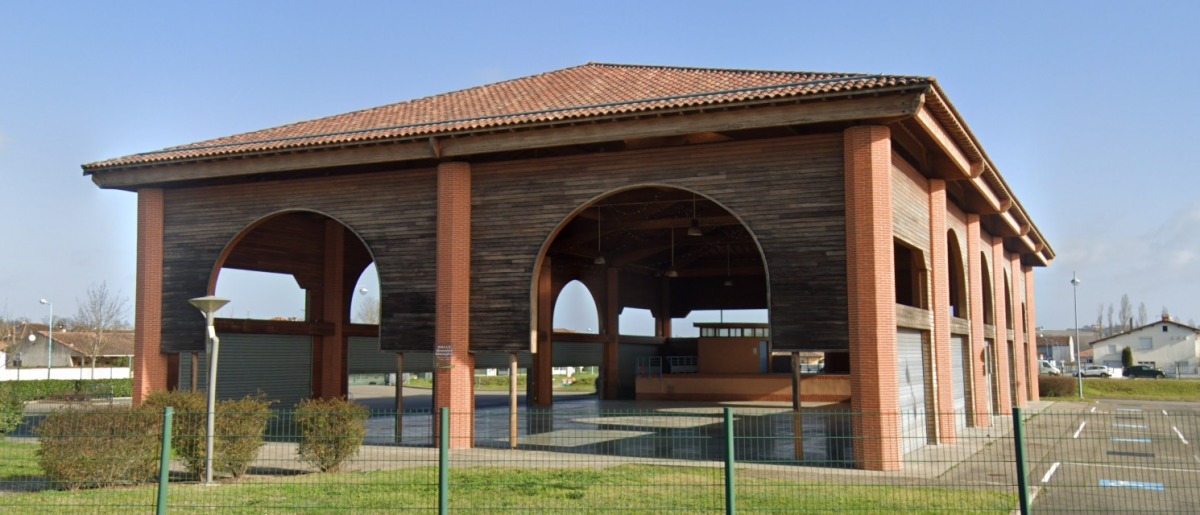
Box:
[470,134,849,352]
[160,169,438,353]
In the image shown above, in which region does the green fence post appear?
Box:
[156,406,174,515]
[1012,407,1031,515]
[724,407,736,515]
[439,407,449,515]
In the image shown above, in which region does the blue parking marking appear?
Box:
[1113,424,1148,429]
[1111,437,1152,443]
[1099,479,1165,491]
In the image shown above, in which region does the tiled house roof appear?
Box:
[38,330,135,357]
[83,63,929,170]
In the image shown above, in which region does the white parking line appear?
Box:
[1090,406,1097,413]
[1174,426,1189,445]
[1041,462,1061,483]
[1164,410,1170,416]
[1074,421,1087,439]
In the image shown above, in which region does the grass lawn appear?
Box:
[0,463,1013,513]
[1041,377,1200,401]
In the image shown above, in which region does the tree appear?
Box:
[1118,294,1132,331]
[1121,346,1134,368]
[354,295,380,324]
[1095,305,1105,335]
[1137,302,1148,327]
[73,282,130,378]
[1106,304,1115,336]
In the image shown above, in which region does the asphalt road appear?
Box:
[348,384,597,413]
[1029,400,1200,512]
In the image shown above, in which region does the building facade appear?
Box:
[1090,317,1200,371]
[84,63,1053,470]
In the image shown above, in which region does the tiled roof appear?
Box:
[84,63,929,170]
[38,330,135,357]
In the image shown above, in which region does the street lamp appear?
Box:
[1070,272,1083,399]
[39,299,52,379]
[189,295,230,486]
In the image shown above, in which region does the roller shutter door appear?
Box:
[348,337,393,374]
[553,342,603,367]
[1007,340,1018,406]
[984,339,996,417]
[951,335,968,431]
[897,329,928,454]
[182,334,312,410]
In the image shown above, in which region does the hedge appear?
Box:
[0,378,132,401]
[35,407,162,490]
[143,391,273,480]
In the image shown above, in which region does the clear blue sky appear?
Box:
[3,1,1197,331]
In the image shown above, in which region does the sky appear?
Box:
[2,1,1198,333]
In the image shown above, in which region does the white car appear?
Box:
[1077,365,1113,378]
[1039,360,1061,376]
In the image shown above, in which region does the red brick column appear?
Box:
[434,161,474,448]
[928,180,955,443]
[844,126,901,471]
[133,188,166,405]
[991,238,1012,415]
[965,215,990,427]
[1025,267,1040,401]
[1009,254,1027,408]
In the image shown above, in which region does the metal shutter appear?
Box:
[473,351,531,370]
[552,342,603,367]
[951,335,968,430]
[1007,340,1018,405]
[983,339,996,417]
[348,337,393,374]
[897,329,928,454]
[182,334,312,410]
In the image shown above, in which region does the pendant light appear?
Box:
[593,206,606,265]
[665,229,679,277]
[687,194,703,237]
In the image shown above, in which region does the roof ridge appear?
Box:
[129,71,914,158]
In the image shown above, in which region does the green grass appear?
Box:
[0,463,1013,513]
[1042,377,1200,401]
[0,440,42,480]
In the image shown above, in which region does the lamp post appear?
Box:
[1070,272,1083,399]
[39,299,52,379]
[189,295,230,486]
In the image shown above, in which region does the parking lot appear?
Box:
[1030,400,1200,512]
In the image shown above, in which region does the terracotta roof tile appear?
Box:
[84,63,929,170]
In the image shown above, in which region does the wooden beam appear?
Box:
[913,106,979,179]
[214,318,334,335]
[91,92,924,190]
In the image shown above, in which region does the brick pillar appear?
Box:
[991,238,1012,415]
[844,126,901,471]
[929,180,955,443]
[434,161,474,448]
[133,188,166,405]
[1025,267,1040,402]
[603,268,620,400]
[966,215,990,427]
[318,221,348,399]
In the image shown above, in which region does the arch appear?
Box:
[553,280,600,334]
[1003,270,1014,331]
[529,184,773,405]
[979,252,995,325]
[946,230,967,319]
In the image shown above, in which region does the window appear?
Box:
[1163,325,1169,333]
[1139,337,1153,350]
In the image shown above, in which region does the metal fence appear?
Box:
[0,402,1197,513]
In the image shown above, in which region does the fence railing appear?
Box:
[0,403,1197,513]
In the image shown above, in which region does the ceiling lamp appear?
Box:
[724,245,733,287]
[593,206,606,265]
[665,229,679,277]
[687,194,703,237]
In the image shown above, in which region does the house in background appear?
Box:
[7,330,134,369]
[1036,334,1075,365]
[1089,316,1200,372]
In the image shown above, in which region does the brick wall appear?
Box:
[133,188,166,405]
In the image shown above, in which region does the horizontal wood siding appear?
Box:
[891,158,930,255]
[161,170,438,353]
[470,135,848,352]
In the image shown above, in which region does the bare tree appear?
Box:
[73,282,129,378]
[354,295,380,325]
[1095,305,1105,335]
[1137,302,1148,327]
[1118,294,1132,331]
[1106,304,1115,336]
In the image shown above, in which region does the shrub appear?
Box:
[35,407,161,490]
[0,388,24,435]
[1039,376,1078,398]
[295,398,369,472]
[0,379,132,402]
[143,390,273,480]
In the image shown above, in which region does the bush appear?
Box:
[1039,376,1078,398]
[35,407,161,490]
[143,390,273,480]
[295,398,369,472]
[0,388,24,435]
[0,379,132,402]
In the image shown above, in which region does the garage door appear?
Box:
[897,329,928,454]
[182,334,312,410]
[984,339,996,417]
[951,335,969,431]
[1007,340,1018,406]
